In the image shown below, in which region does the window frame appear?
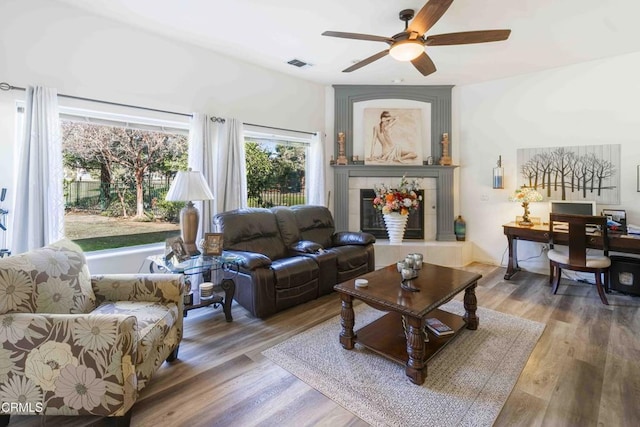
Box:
[51,106,189,251]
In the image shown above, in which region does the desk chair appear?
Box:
[548,213,610,305]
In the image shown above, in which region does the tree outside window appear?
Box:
[245,137,307,208]
[61,119,188,251]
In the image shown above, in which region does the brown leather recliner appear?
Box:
[213,206,375,318]
[213,208,320,318]
[273,205,375,295]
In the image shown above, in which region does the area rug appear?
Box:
[263,301,545,427]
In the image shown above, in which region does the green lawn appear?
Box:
[73,230,180,252]
[65,213,181,252]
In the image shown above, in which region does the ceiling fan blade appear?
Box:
[322,31,393,43]
[408,0,454,36]
[411,52,437,76]
[343,50,389,73]
[426,30,511,46]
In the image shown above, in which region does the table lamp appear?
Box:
[165,169,214,255]
[509,187,543,227]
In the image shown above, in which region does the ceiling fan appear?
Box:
[322,0,511,76]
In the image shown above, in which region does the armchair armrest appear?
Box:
[224,250,272,270]
[0,312,138,416]
[91,273,184,306]
[332,231,376,246]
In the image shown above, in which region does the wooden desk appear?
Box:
[503,222,640,280]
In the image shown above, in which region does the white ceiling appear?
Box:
[56,0,640,86]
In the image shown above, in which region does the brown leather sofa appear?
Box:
[213,205,375,318]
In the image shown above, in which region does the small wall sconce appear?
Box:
[493,155,504,189]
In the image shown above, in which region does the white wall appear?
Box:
[0,0,326,272]
[456,51,640,274]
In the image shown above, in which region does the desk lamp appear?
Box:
[165,169,214,255]
[509,187,543,227]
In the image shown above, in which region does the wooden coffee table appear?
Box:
[334,263,482,385]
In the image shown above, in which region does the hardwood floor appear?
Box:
[7,264,640,426]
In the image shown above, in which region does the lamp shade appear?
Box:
[389,40,424,61]
[165,169,214,202]
[509,187,543,203]
[509,186,543,227]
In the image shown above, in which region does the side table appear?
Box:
[148,254,238,322]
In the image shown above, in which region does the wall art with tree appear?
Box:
[517,144,620,204]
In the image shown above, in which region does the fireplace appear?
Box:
[334,165,456,241]
[360,189,425,240]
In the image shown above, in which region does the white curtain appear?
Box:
[12,86,64,254]
[307,131,326,206]
[187,115,247,237]
[187,113,216,240]
[213,118,247,214]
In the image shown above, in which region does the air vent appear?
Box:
[287,59,310,68]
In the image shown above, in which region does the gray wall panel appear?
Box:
[332,85,455,241]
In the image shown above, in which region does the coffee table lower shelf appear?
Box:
[355,309,466,365]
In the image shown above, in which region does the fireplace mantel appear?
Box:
[332,164,457,241]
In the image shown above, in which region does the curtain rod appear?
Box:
[0,82,192,118]
[1,82,318,134]
[211,116,317,136]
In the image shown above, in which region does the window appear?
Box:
[59,108,189,251]
[244,129,309,208]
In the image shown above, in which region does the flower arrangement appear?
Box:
[372,176,422,216]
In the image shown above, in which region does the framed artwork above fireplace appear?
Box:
[352,98,430,166]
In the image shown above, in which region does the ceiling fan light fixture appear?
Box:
[322,3,511,75]
[389,40,424,61]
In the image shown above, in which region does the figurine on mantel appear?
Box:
[439,133,452,166]
[336,132,348,165]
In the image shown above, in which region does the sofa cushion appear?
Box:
[214,208,289,261]
[271,257,319,290]
[289,205,335,248]
[271,257,320,312]
[326,246,370,272]
[0,239,96,315]
[271,206,301,247]
[93,300,179,364]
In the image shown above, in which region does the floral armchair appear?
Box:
[0,239,184,426]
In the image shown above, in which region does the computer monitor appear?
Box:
[549,200,597,216]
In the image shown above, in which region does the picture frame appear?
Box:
[601,209,627,233]
[203,233,224,256]
[165,236,189,263]
[362,107,423,165]
[517,144,621,204]
[352,98,431,165]
[637,165,640,192]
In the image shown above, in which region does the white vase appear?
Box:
[383,212,409,244]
